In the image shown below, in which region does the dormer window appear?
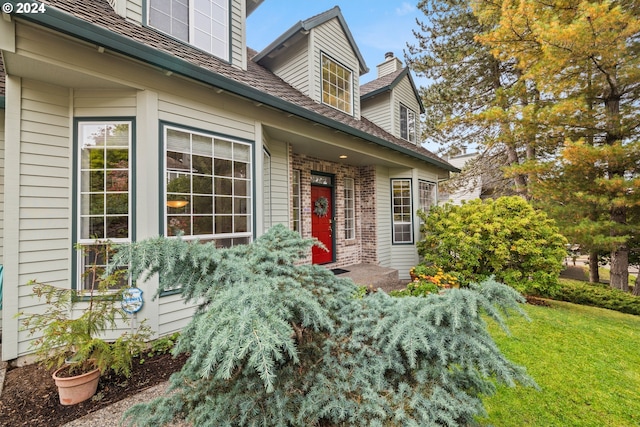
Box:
[400,104,416,143]
[322,54,353,115]
[148,0,229,61]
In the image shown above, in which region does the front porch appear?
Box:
[329,263,407,293]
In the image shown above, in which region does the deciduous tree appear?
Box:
[472,0,640,290]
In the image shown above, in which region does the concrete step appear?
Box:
[331,264,405,292]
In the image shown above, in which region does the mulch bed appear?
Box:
[0,352,188,427]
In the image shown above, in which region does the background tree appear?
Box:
[472,0,640,290]
[406,0,542,197]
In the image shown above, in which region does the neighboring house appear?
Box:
[0,0,457,362]
[439,152,482,204]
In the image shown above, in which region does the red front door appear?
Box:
[311,185,333,264]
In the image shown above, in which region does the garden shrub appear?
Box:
[542,279,640,316]
[116,225,535,427]
[418,196,567,295]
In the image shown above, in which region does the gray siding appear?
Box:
[311,18,361,119]
[361,93,392,135]
[158,93,255,141]
[267,37,310,97]
[16,79,72,356]
[230,0,246,69]
[268,139,289,227]
[375,166,391,267]
[74,89,137,117]
[393,77,421,143]
[125,0,143,23]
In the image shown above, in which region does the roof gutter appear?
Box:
[6,2,457,172]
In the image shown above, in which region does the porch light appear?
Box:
[167,200,189,208]
[339,155,348,159]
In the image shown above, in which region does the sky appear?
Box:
[246,1,428,86]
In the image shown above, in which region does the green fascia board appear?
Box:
[8,3,456,172]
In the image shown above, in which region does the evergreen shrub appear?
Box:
[417,196,567,295]
[117,225,535,426]
[543,279,640,316]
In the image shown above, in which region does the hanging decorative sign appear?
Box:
[314,196,329,217]
[121,287,144,314]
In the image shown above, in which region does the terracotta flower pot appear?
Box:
[52,365,101,405]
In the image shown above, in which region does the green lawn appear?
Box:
[479,300,640,426]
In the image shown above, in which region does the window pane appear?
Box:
[193,196,213,214]
[215,159,233,176]
[83,217,104,239]
[167,129,191,152]
[106,193,128,215]
[106,170,128,192]
[215,215,233,233]
[193,176,213,195]
[234,143,250,162]
[215,177,232,195]
[215,139,232,159]
[168,216,191,236]
[234,198,248,214]
[194,216,214,235]
[193,155,213,175]
[215,196,232,214]
[235,179,249,197]
[234,161,247,178]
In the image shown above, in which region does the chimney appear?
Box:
[377,52,403,78]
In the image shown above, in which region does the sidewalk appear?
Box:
[62,381,190,427]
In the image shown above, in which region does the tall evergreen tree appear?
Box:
[473,0,640,290]
[406,0,540,196]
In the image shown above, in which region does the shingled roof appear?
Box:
[2,0,455,171]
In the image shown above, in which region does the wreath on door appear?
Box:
[314,196,329,217]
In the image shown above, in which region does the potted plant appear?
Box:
[20,244,151,405]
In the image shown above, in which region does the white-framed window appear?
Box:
[419,181,437,214]
[400,104,416,143]
[391,179,413,244]
[322,53,353,115]
[148,0,229,61]
[76,120,133,290]
[292,170,301,234]
[263,148,272,231]
[164,124,252,248]
[344,178,355,240]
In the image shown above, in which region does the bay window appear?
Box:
[164,124,252,247]
[76,120,133,290]
[391,179,413,244]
